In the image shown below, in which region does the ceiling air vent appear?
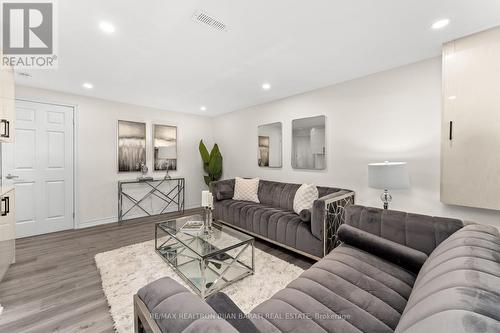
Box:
[192,10,228,32]
[17,72,32,78]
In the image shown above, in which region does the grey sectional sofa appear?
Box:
[209,179,356,259]
[134,205,500,333]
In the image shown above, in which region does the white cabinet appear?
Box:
[0,189,15,282]
[0,55,15,143]
[441,26,500,210]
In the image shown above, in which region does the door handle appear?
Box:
[1,196,9,216]
[0,119,9,138]
[5,174,19,180]
[449,121,453,141]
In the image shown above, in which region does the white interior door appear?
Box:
[2,100,74,238]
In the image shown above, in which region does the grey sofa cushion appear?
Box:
[257,180,342,213]
[137,277,237,333]
[214,199,323,257]
[345,205,464,255]
[338,224,428,274]
[250,243,417,332]
[395,224,500,333]
[258,180,300,211]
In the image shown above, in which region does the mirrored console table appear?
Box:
[118,178,185,223]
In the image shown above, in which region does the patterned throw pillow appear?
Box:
[293,184,319,215]
[232,177,260,203]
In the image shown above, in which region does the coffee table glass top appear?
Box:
[156,214,253,258]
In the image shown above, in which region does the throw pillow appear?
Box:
[293,184,319,215]
[232,177,260,203]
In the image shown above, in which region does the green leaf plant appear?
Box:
[199,140,223,186]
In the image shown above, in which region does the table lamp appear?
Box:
[157,146,177,179]
[368,161,410,209]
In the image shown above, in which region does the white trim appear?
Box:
[77,216,117,229]
[76,204,199,229]
[73,105,81,229]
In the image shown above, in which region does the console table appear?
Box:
[118,178,185,223]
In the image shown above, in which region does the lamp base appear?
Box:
[380,190,392,210]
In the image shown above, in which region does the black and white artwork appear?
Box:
[153,124,177,171]
[118,120,146,172]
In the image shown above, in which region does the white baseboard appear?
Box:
[77,216,117,229]
[76,205,199,229]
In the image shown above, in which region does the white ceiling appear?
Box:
[16,0,500,116]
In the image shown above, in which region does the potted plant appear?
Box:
[199,140,223,186]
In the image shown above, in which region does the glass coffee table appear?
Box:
[155,214,255,298]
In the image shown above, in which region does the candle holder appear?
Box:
[203,206,213,235]
[201,190,214,235]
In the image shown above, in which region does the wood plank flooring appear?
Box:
[0,210,314,333]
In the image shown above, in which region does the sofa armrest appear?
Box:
[311,190,355,255]
[206,292,260,333]
[135,277,237,333]
[209,179,235,202]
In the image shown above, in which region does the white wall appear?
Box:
[15,86,213,228]
[212,57,500,227]
[14,57,500,229]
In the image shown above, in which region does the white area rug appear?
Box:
[95,239,304,333]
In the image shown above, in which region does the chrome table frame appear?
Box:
[154,221,255,298]
[118,178,185,223]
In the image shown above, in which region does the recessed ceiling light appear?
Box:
[262,83,271,90]
[83,82,94,89]
[432,19,450,30]
[99,21,116,34]
[448,95,457,100]
[200,106,207,111]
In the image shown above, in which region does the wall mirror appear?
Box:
[292,115,326,170]
[258,122,282,168]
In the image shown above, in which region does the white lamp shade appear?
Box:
[157,146,177,159]
[368,162,410,190]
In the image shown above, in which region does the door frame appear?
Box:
[14,97,79,231]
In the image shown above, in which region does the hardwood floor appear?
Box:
[0,210,314,333]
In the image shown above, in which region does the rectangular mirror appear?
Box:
[292,115,326,170]
[258,122,282,168]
